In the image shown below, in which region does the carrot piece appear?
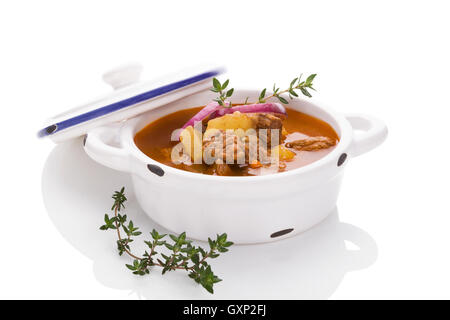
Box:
[249,161,263,169]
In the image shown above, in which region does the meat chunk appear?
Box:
[203,129,276,165]
[285,136,336,151]
[214,163,233,176]
[254,113,283,130]
[252,113,284,147]
[201,114,288,166]
[202,130,248,165]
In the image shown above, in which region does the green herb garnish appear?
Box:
[100,187,233,294]
[258,73,317,103]
[210,78,234,107]
[210,73,317,106]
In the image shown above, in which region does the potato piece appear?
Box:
[207,112,287,140]
[206,112,255,132]
[179,126,203,163]
[272,145,296,161]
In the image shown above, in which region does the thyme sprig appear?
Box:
[100,187,233,294]
[258,74,317,104]
[210,73,317,106]
[210,78,234,107]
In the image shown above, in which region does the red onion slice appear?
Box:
[175,102,287,140]
[174,101,223,140]
[209,102,287,120]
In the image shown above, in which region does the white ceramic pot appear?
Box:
[84,90,387,244]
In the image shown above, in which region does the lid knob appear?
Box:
[102,63,143,90]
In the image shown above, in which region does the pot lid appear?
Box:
[37,63,224,143]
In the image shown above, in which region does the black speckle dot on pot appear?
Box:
[83,134,87,146]
[46,124,58,134]
[147,164,165,177]
[337,153,347,167]
[270,228,294,238]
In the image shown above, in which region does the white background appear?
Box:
[1,0,449,299]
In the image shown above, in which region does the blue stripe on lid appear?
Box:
[38,70,221,138]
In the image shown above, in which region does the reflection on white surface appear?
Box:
[41,139,378,299]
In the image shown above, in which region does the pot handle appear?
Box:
[83,123,131,172]
[344,113,388,157]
